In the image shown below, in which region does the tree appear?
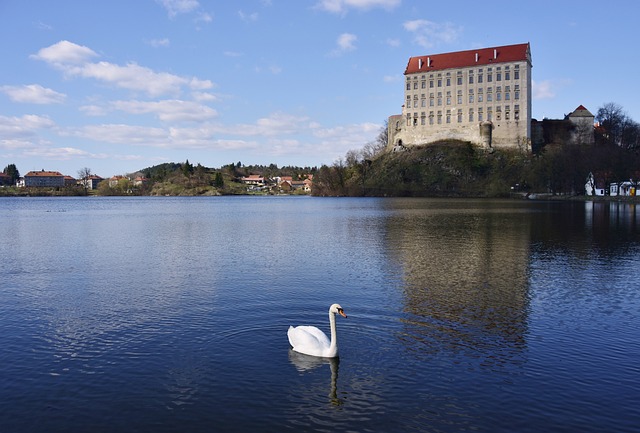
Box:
[596,103,640,149]
[214,172,224,188]
[3,164,20,183]
[77,167,92,191]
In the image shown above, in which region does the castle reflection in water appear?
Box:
[380,199,639,365]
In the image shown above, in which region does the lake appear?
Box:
[1,196,639,432]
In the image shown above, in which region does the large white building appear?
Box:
[388,43,533,151]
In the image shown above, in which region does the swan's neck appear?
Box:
[328,311,338,356]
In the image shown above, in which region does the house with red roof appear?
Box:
[388,43,533,151]
[23,170,66,187]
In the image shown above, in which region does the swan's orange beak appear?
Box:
[338,308,347,318]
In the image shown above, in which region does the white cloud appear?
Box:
[64,124,169,146]
[315,0,400,14]
[386,38,400,47]
[110,99,218,122]
[156,0,200,18]
[224,51,243,57]
[0,114,56,140]
[330,33,357,56]
[238,10,259,22]
[532,80,555,100]
[1,84,66,104]
[79,105,108,116]
[147,38,170,47]
[196,12,213,23]
[403,19,462,49]
[32,41,215,98]
[30,40,97,65]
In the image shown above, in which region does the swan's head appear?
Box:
[330,303,347,318]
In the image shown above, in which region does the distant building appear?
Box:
[24,170,65,187]
[388,43,533,151]
[531,105,595,151]
[0,172,13,186]
[64,176,76,187]
[79,175,104,190]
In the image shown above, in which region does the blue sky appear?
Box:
[1,0,638,178]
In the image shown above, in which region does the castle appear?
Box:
[388,43,533,151]
[387,43,595,152]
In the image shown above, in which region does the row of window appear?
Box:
[406,105,521,126]
[407,65,522,90]
[406,86,521,108]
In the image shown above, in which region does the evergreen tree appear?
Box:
[3,164,20,183]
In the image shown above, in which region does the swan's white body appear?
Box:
[288,304,347,358]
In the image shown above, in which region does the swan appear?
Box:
[287,304,347,358]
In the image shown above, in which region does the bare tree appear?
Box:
[596,102,627,146]
[77,167,92,191]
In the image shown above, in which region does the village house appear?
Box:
[585,172,637,197]
[23,170,65,187]
[0,172,12,186]
[79,174,104,190]
[240,174,265,186]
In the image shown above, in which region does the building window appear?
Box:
[505,106,510,120]
[446,109,451,124]
[437,78,442,87]
[457,90,462,105]
[437,111,442,124]
[413,113,418,126]
[429,94,434,107]
[469,71,474,84]
[496,86,502,101]
[421,80,426,89]
[487,87,493,102]
[457,74,463,85]
[478,108,483,122]
[446,91,451,105]
[414,82,418,90]
[406,113,411,126]
[437,92,442,106]
[514,85,520,100]
[487,108,493,121]
[421,98,426,107]
[421,112,426,125]
[505,86,510,101]
[429,111,434,125]
[478,88,483,103]
[469,109,474,122]
[468,89,474,104]
[505,66,511,80]
[496,106,502,121]
[446,77,451,86]
[478,70,483,83]
[514,105,520,120]
[514,65,520,80]
[429,80,434,88]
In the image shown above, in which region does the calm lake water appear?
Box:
[1,196,639,433]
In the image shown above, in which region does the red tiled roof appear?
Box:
[25,170,64,177]
[405,43,530,74]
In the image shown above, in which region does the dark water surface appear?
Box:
[1,197,638,432]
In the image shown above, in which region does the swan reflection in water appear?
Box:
[288,350,343,406]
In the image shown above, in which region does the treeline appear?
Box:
[312,102,640,197]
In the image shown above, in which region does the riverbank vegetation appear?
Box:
[2,102,638,199]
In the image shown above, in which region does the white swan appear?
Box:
[287,304,347,358]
